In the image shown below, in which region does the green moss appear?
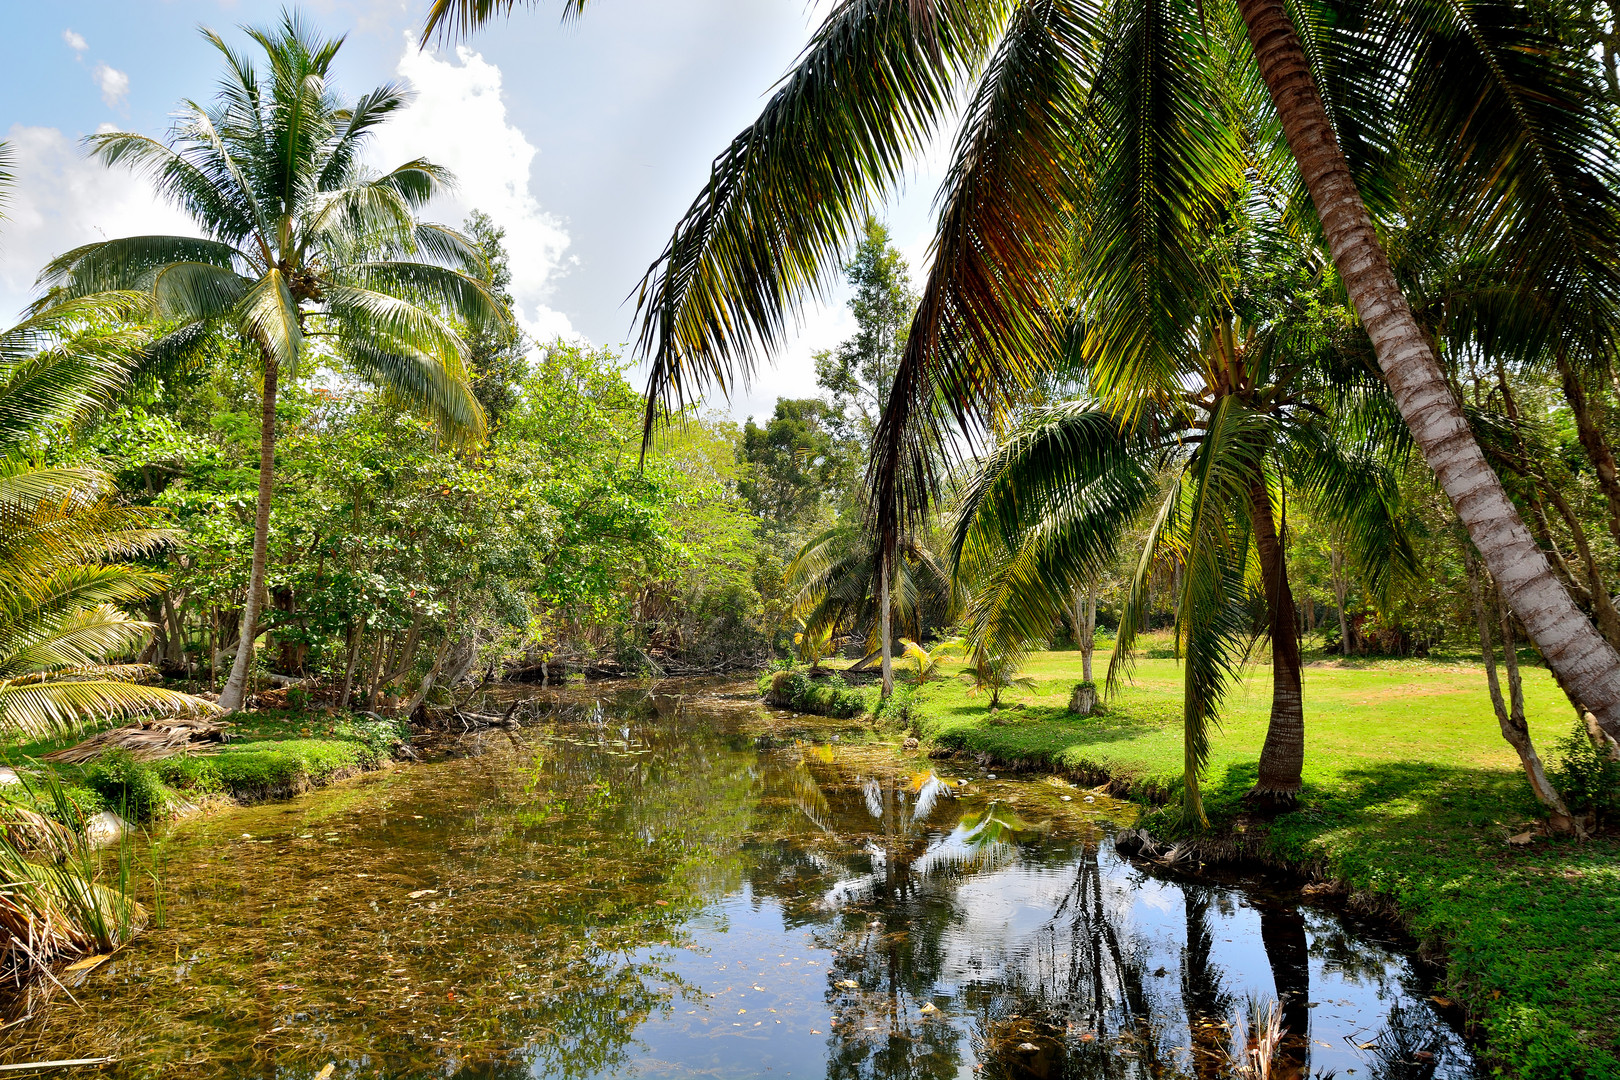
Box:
[906,647,1620,1080]
[155,736,391,801]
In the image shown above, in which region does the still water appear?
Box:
[3,680,1480,1079]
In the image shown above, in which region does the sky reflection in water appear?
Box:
[2,682,1480,1080]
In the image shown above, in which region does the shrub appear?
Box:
[84,751,174,821]
[873,684,922,727]
[333,715,410,760]
[1550,718,1620,822]
[763,670,869,719]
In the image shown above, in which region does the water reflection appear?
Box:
[1,682,1478,1080]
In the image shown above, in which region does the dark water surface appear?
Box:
[4,680,1480,1079]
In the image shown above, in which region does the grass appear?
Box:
[880,641,1620,1080]
[2,711,408,821]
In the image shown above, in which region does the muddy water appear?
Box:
[3,680,1480,1079]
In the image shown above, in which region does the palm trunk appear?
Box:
[1463,545,1575,826]
[219,356,278,712]
[1236,0,1620,743]
[1249,479,1305,804]
[879,555,894,700]
[1070,582,1098,684]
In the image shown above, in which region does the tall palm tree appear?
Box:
[786,522,956,690]
[952,329,1412,820]
[419,0,1620,742]
[42,15,507,711]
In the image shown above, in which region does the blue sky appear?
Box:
[0,1,948,422]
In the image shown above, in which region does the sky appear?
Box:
[0,0,954,424]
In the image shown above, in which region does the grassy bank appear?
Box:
[2,712,409,824]
[883,647,1619,1080]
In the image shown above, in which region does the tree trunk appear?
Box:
[1249,479,1305,804]
[1237,0,1620,742]
[879,555,894,699]
[1079,582,1097,684]
[363,632,388,710]
[1556,352,1620,552]
[404,637,454,716]
[1585,711,1620,761]
[338,625,363,711]
[1463,546,1576,826]
[219,355,279,712]
[162,592,186,668]
[1330,543,1351,657]
[1540,481,1620,649]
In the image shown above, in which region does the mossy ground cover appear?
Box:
[2,711,408,820]
[881,643,1619,1080]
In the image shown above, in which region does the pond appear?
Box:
[2,679,1481,1079]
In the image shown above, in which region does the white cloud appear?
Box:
[0,124,197,321]
[62,29,88,56]
[92,64,130,109]
[370,39,575,345]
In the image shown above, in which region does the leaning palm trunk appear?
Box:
[1248,480,1304,804]
[219,355,279,712]
[1236,0,1620,742]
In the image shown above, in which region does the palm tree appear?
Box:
[952,312,1413,820]
[899,636,963,683]
[1,150,215,736]
[418,0,1620,743]
[786,522,956,693]
[956,640,1034,710]
[42,15,507,712]
[0,463,212,737]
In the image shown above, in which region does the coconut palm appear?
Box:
[0,463,213,737]
[786,522,957,692]
[900,636,963,683]
[0,141,216,738]
[952,310,1413,820]
[956,640,1034,710]
[420,0,1620,743]
[41,15,508,712]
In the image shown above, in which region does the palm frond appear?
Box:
[39,236,247,297]
[870,0,1099,560]
[342,339,487,443]
[632,0,1004,444]
[0,677,214,739]
[240,269,303,374]
[421,0,596,44]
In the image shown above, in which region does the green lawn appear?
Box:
[895,645,1620,1080]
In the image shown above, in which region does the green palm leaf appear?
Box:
[631,0,1004,443]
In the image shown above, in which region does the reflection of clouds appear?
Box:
[1134,877,1178,914]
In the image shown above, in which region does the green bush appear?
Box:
[1551,718,1620,822]
[84,750,175,821]
[873,684,922,727]
[763,670,870,719]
